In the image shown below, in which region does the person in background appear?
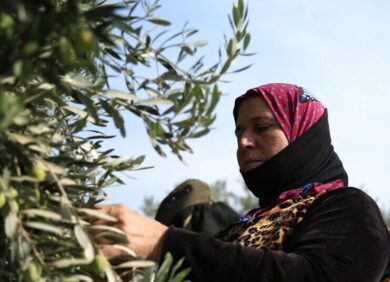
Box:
[92,83,390,282]
[155,179,240,235]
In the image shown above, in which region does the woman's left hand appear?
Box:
[89,204,168,262]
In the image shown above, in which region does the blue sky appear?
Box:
[103,0,390,213]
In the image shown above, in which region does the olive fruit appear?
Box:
[31,165,46,181]
[92,254,109,275]
[0,193,5,209]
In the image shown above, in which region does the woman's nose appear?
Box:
[238,132,255,149]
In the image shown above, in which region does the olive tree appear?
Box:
[0,0,252,280]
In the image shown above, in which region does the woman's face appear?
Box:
[236,96,289,172]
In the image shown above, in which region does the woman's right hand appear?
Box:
[89,204,168,262]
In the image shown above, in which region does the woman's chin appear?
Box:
[241,161,264,172]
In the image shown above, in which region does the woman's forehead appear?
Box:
[236,97,273,119]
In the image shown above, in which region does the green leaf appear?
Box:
[172,118,195,128]
[231,64,252,73]
[35,159,67,175]
[233,4,241,27]
[165,89,182,97]
[51,258,91,268]
[238,0,244,17]
[101,175,119,187]
[22,209,62,220]
[84,3,124,20]
[236,30,242,41]
[18,238,31,261]
[105,90,138,101]
[188,129,210,138]
[105,156,131,167]
[185,29,198,38]
[155,252,173,282]
[148,18,171,26]
[5,213,18,238]
[131,155,145,168]
[100,99,126,137]
[105,48,121,60]
[6,132,52,153]
[150,122,163,138]
[243,33,251,50]
[193,41,208,47]
[227,40,233,57]
[160,71,184,81]
[63,275,93,282]
[74,92,99,122]
[170,268,191,282]
[145,88,160,98]
[77,208,118,222]
[220,59,232,75]
[169,257,185,279]
[89,225,125,235]
[99,244,137,257]
[182,45,194,55]
[2,168,10,186]
[24,222,66,235]
[133,105,160,116]
[97,232,129,244]
[62,74,93,89]
[63,105,96,123]
[240,52,257,56]
[74,225,94,261]
[207,85,220,115]
[113,19,137,35]
[113,260,156,269]
[138,99,174,106]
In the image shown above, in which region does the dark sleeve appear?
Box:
[160,188,390,282]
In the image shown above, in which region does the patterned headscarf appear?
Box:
[233,83,346,218]
[234,83,326,142]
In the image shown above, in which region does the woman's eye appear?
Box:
[254,125,271,133]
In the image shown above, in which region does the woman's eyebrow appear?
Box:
[251,116,273,122]
[235,116,274,135]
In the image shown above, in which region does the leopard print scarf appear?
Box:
[215,188,333,250]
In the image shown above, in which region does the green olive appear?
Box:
[9,200,19,212]
[0,12,14,29]
[0,193,6,209]
[23,42,39,55]
[92,254,109,275]
[31,165,46,181]
[59,37,72,59]
[25,262,41,282]
[75,29,95,53]
[8,188,18,198]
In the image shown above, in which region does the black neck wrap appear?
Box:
[241,110,348,207]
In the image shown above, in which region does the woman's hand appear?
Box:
[90,204,168,262]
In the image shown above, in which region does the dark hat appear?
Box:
[155,179,212,226]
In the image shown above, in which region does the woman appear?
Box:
[94,83,390,281]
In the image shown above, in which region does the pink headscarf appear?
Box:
[234,83,326,142]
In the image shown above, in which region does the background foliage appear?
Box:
[0,0,252,280]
